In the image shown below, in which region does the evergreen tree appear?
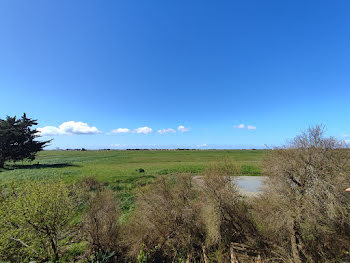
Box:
[0,113,51,168]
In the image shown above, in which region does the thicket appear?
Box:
[254,126,350,262]
[1,126,350,262]
[0,181,82,262]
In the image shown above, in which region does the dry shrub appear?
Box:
[123,162,266,262]
[201,162,247,246]
[83,186,120,257]
[254,125,350,262]
[122,174,204,261]
[200,161,267,262]
[79,176,102,192]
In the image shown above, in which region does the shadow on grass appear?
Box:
[1,163,79,171]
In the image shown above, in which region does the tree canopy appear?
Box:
[0,113,51,168]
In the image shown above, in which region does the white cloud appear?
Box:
[133,126,153,134]
[158,128,176,134]
[234,124,245,129]
[111,128,131,134]
[177,125,189,133]
[37,126,64,136]
[59,121,100,134]
[197,144,208,147]
[234,124,256,130]
[110,127,153,135]
[38,121,101,136]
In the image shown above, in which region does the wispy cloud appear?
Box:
[234,124,256,130]
[111,144,127,147]
[111,126,189,135]
[177,125,189,133]
[158,128,176,134]
[110,126,153,134]
[38,121,101,136]
[111,128,131,134]
[197,144,208,147]
[234,124,245,129]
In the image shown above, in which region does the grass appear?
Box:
[0,149,264,182]
[0,149,265,213]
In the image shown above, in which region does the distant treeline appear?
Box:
[59,148,262,151]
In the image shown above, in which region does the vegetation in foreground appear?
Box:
[1,126,350,262]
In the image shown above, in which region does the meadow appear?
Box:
[0,149,264,183]
[0,149,264,213]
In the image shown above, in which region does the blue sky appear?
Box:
[1,0,350,149]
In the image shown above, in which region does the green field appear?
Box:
[0,149,264,182]
[0,149,265,212]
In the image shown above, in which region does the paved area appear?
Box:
[193,176,268,197]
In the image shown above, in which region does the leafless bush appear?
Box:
[254,125,350,262]
[79,176,102,192]
[122,161,267,262]
[82,186,120,257]
[122,174,205,261]
[200,161,267,262]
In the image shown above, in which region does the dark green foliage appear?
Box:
[0,113,50,168]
